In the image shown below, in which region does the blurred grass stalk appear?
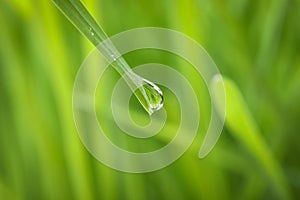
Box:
[214,77,291,199]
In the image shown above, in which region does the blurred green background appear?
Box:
[1,0,300,199]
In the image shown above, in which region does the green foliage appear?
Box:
[0,0,299,199]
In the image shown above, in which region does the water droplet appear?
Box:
[89,27,95,36]
[134,79,164,115]
[111,54,116,61]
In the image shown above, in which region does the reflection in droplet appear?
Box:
[134,79,164,115]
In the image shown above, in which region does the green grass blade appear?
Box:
[213,77,291,199]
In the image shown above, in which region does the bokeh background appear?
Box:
[1,0,300,199]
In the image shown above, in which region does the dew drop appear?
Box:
[111,54,116,61]
[89,27,95,36]
[134,79,164,115]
